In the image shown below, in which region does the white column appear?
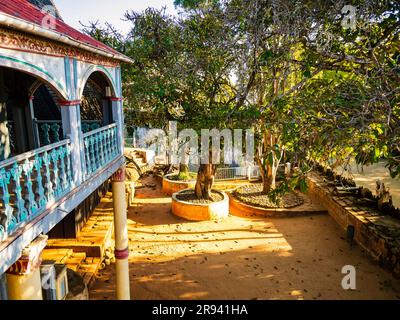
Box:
[112,166,130,300]
[60,101,84,186]
[111,98,124,155]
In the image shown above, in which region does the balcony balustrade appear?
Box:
[34,120,102,147]
[0,140,72,241]
[83,123,119,178]
[0,123,121,243]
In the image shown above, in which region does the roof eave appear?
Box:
[0,12,133,64]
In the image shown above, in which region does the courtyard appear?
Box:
[90,176,400,300]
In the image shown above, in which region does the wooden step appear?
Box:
[78,257,102,288]
[41,248,74,264]
[41,249,88,273]
[46,193,115,261]
[42,193,115,290]
[46,239,104,258]
[64,252,87,272]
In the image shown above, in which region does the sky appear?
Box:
[55,0,178,34]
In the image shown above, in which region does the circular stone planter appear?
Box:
[162,173,196,196]
[229,193,327,218]
[172,189,230,221]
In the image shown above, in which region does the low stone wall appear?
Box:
[125,148,155,165]
[307,172,400,278]
[161,175,253,196]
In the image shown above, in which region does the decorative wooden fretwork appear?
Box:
[0,27,120,67]
[80,79,103,121]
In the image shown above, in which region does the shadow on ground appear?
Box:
[90,175,400,300]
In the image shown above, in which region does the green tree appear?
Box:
[84,0,400,202]
[122,4,250,199]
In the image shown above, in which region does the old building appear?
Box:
[0,0,131,299]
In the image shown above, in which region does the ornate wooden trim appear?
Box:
[59,100,81,106]
[112,166,126,182]
[0,27,120,67]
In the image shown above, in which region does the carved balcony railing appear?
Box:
[83,123,119,178]
[81,121,102,134]
[0,140,72,241]
[34,120,102,147]
[35,120,63,146]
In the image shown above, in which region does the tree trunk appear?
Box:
[179,164,189,174]
[267,165,277,191]
[258,159,275,194]
[195,163,217,200]
[262,174,272,194]
[256,127,279,195]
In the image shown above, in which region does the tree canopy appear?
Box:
[83,0,400,193]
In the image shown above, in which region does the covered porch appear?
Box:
[0,63,122,243]
[0,0,133,300]
[0,44,127,291]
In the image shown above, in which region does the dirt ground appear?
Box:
[89,175,400,300]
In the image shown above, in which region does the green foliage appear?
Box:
[84,0,400,186]
[177,172,197,181]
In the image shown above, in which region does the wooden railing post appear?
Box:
[60,101,83,186]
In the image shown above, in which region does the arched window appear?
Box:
[0,66,66,159]
[80,71,116,133]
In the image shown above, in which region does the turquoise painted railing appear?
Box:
[81,121,102,134]
[83,123,119,178]
[35,120,102,147]
[0,140,72,241]
[36,120,63,146]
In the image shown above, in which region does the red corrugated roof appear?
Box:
[0,0,121,58]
